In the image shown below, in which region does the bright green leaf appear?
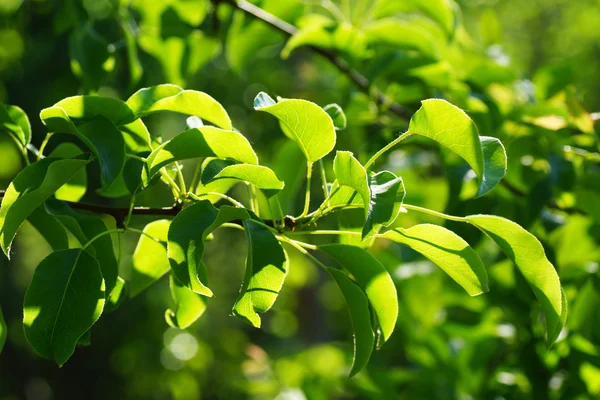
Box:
[131,219,171,297]
[477,136,507,197]
[122,84,232,129]
[233,220,288,328]
[382,225,489,296]
[465,214,565,343]
[363,171,405,239]
[1,104,31,147]
[49,143,87,202]
[254,92,336,162]
[327,268,374,377]
[0,157,89,257]
[320,244,398,342]
[23,249,105,366]
[201,160,284,198]
[166,274,207,329]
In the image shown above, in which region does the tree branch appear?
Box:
[222,0,411,120]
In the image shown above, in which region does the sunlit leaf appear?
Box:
[23,249,105,366]
[0,157,89,257]
[382,225,489,296]
[201,160,284,198]
[131,219,171,297]
[254,92,336,162]
[1,104,31,147]
[477,136,507,197]
[123,84,231,129]
[320,244,398,342]
[465,214,566,343]
[49,143,87,202]
[233,220,288,328]
[327,268,374,377]
[166,274,207,329]
[27,205,69,251]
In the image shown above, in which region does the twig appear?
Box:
[220,0,411,120]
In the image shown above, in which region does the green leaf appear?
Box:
[333,152,405,238]
[168,201,251,295]
[23,249,105,366]
[232,220,288,328]
[49,143,87,202]
[254,92,336,162]
[166,274,207,329]
[40,108,125,187]
[131,220,171,297]
[27,205,69,251]
[320,244,398,342]
[0,157,90,257]
[382,225,489,296]
[327,268,375,377]
[201,160,285,198]
[144,127,258,185]
[195,158,238,204]
[122,84,232,129]
[465,215,566,343]
[363,171,406,239]
[477,136,507,197]
[105,277,126,313]
[0,305,6,354]
[1,104,31,147]
[45,201,119,295]
[51,95,130,123]
[409,99,504,196]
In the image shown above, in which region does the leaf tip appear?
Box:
[253,92,275,110]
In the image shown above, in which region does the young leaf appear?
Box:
[232,220,288,328]
[0,157,90,257]
[327,268,375,377]
[40,108,125,187]
[131,220,171,297]
[1,104,31,147]
[122,84,232,129]
[23,249,105,366]
[27,205,69,251]
[168,201,250,295]
[166,274,207,329]
[0,305,6,354]
[409,99,505,196]
[363,171,405,239]
[320,244,398,342]
[144,127,258,184]
[254,92,336,162]
[49,143,88,202]
[477,136,507,197]
[465,215,565,343]
[51,95,131,123]
[201,160,285,198]
[382,225,489,296]
[334,151,370,209]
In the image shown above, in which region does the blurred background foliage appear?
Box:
[1,0,600,399]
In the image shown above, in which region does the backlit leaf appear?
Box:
[233,220,288,328]
[320,244,398,342]
[382,225,489,296]
[465,214,565,343]
[49,143,87,202]
[1,104,31,147]
[131,220,171,297]
[254,92,336,162]
[166,274,207,329]
[201,160,284,198]
[27,205,69,251]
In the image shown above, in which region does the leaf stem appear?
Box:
[37,132,54,160]
[175,162,187,199]
[402,204,466,222]
[286,230,361,236]
[364,132,411,169]
[300,161,313,218]
[125,153,146,162]
[81,228,125,251]
[189,160,203,193]
[318,159,329,199]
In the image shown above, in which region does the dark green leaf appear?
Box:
[233,220,288,328]
[0,157,90,257]
[327,268,374,377]
[23,249,105,366]
[49,143,87,202]
[27,205,69,251]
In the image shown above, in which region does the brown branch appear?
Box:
[221,0,411,120]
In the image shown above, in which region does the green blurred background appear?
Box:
[1,0,600,399]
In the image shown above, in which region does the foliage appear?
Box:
[0,0,599,399]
